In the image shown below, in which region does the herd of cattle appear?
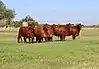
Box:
[17,23,84,43]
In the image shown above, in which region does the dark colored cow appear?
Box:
[67,23,84,40]
[17,26,34,43]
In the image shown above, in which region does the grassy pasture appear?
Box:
[0,28,99,69]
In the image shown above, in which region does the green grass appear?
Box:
[0,28,99,69]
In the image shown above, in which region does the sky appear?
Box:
[2,0,99,25]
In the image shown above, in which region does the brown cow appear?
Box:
[43,24,54,41]
[34,27,48,43]
[51,23,72,41]
[67,23,84,40]
[17,26,34,43]
[47,27,53,41]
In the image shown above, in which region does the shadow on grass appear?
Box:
[17,39,74,44]
[54,40,72,41]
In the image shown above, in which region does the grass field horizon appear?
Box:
[0,28,99,69]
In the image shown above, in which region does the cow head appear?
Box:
[76,24,84,31]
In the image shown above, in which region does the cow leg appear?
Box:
[41,38,43,42]
[72,35,76,40]
[40,37,43,42]
[63,36,65,41]
[48,37,50,41]
[48,37,52,41]
[38,37,40,43]
[36,37,38,43]
[32,37,34,43]
[21,37,23,42]
[24,37,27,43]
[17,34,21,43]
[39,37,43,42]
[38,37,42,43]
[45,37,48,42]
[60,34,65,41]
[50,37,53,41]
[60,35,63,41]
[28,38,31,43]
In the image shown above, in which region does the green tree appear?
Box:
[4,8,16,26]
[21,15,39,26]
[0,0,16,27]
[21,15,33,22]
[12,21,22,28]
[0,0,6,20]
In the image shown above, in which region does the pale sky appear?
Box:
[3,0,99,25]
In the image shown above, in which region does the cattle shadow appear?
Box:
[54,40,73,42]
[23,41,49,44]
[19,39,73,44]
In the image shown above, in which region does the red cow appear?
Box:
[67,24,84,40]
[17,26,34,43]
[51,23,72,41]
[34,27,48,43]
[43,24,54,41]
